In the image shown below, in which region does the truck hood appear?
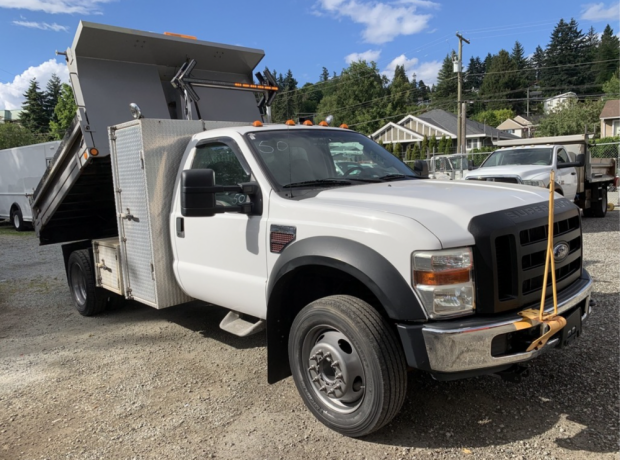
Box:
[310,180,551,248]
[465,165,550,180]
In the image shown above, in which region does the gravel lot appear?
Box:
[0,213,618,460]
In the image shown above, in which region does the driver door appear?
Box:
[555,148,578,200]
[171,137,268,318]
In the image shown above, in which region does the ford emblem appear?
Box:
[553,242,570,262]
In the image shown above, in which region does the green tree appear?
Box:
[429,134,437,154]
[531,45,545,82]
[471,108,515,128]
[387,65,410,117]
[434,53,457,101]
[594,25,620,85]
[0,123,39,149]
[315,61,387,134]
[393,142,402,159]
[44,74,62,128]
[541,18,588,92]
[481,50,518,110]
[443,137,452,154]
[537,99,604,136]
[411,143,420,160]
[20,79,48,135]
[49,83,77,140]
[385,142,393,153]
[602,72,620,97]
[465,56,485,93]
[421,134,429,158]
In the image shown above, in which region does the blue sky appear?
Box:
[0,0,618,109]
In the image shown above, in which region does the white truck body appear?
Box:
[0,141,60,229]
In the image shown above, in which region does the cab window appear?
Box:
[557,149,571,164]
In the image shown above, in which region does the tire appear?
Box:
[10,207,25,232]
[67,249,116,316]
[592,187,608,218]
[288,295,407,437]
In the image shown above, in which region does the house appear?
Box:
[497,115,541,138]
[371,109,517,154]
[0,109,22,123]
[599,99,619,138]
[543,92,577,114]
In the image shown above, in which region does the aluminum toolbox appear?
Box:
[93,237,123,295]
[108,118,204,308]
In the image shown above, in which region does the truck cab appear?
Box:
[464,145,578,199]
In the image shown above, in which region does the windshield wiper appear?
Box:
[282,179,353,188]
[377,174,416,181]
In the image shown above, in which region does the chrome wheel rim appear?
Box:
[13,214,19,228]
[303,326,365,414]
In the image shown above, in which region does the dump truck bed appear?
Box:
[32,21,265,244]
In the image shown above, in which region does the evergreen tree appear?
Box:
[385,143,393,153]
[531,45,545,82]
[429,134,437,154]
[49,83,77,140]
[20,79,48,135]
[541,18,587,92]
[434,53,458,100]
[411,143,420,160]
[602,72,620,98]
[465,56,484,92]
[510,42,529,113]
[387,65,410,116]
[408,73,420,106]
[405,143,412,161]
[393,142,403,159]
[44,74,62,128]
[480,50,517,110]
[594,25,620,85]
[417,80,429,102]
[443,137,452,154]
[421,134,429,158]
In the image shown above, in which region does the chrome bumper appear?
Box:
[420,275,592,374]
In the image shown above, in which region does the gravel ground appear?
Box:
[0,213,618,460]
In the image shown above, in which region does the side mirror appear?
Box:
[557,153,585,169]
[467,159,474,171]
[181,169,261,217]
[413,160,429,178]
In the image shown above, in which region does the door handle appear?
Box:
[571,172,576,175]
[176,217,185,238]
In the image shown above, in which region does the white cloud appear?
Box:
[0,60,69,110]
[382,54,442,85]
[580,2,620,21]
[13,20,69,32]
[345,49,382,64]
[0,0,113,14]
[317,0,433,44]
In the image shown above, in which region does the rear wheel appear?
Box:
[591,187,608,218]
[10,207,25,231]
[67,249,121,316]
[288,295,407,437]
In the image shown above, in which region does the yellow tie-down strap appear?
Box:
[514,170,567,352]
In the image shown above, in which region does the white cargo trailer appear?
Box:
[0,141,60,230]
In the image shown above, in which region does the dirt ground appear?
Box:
[0,214,618,460]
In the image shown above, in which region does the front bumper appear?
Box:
[397,271,592,376]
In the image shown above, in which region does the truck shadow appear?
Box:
[365,290,619,454]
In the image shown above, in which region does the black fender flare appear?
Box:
[266,236,425,383]
[267,236,424,321]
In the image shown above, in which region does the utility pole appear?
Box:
[455,32,470,154]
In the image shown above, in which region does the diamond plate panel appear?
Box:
[110,119,204,308]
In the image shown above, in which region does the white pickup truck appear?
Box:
[32,22,593,437]
[464,135,616,217]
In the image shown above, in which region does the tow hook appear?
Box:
[494,365,530,383]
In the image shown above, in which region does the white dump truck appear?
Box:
[464,135,616,217]
[31,22,593,437]
[0,141,60,230]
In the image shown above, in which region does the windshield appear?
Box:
[480,148,553,167]
[245,129,419,189]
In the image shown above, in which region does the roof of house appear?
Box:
[497,119,525,130]
[416,109,518,139]
[600,99,620,119]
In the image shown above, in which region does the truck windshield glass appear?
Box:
[246,129,418,188]
[481,148,553,167]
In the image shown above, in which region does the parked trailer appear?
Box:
[33,22,593,437]
[0,141,60,230]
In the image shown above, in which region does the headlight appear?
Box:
[412,247,475,319]
[522,179,546,188]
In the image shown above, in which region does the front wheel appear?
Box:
[288,295,407,437]
[11,207,25,231]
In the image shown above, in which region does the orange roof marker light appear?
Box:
[234,83,279,91]
[89,148,99,156]
[339,124,349,129]
[303,120,314,126]
[318,121,329,126]
[285,119,296,126]
[252,120,264,127]
[164,32,197,40]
